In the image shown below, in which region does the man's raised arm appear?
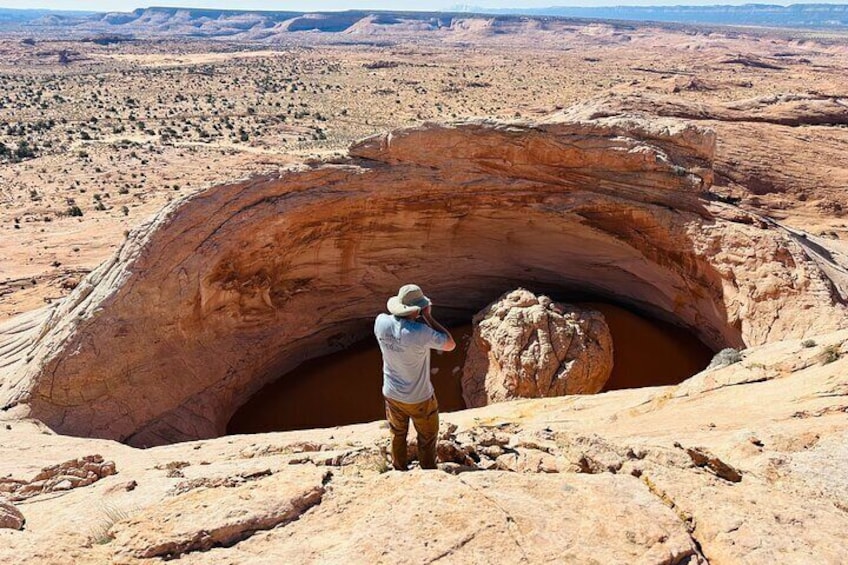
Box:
[422,305,456,352]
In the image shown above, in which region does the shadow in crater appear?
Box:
[226,298,713,435]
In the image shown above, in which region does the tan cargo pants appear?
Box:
[384,395,439,470]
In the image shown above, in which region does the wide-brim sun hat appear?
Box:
[387,284,431,316]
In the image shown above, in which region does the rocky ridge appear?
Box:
[558,92,848,224]
[7,6,848,39]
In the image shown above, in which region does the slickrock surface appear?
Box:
[111,467,327,561]
[187,472,703,565]
[1,20,847,564]
[462,289,613,407]
[0,333,846,563]
[2,109,848,445]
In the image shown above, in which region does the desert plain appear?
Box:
[3,19,848,316]
[1,10,848,564]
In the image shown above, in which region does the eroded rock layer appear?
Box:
[462,289,613,407]
[2,109,847,445]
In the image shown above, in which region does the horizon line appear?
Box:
[3,2,848,15]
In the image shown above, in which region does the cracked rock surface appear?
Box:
[0,332,846,563]
[110,466,327,561]
[0,455,116,502]
[186,472,703,565]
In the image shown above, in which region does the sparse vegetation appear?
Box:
[1,25,848,320]
[820,343,843,365]
[708,348,743,370]
[88,503,137,546]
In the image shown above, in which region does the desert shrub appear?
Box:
[708,348,742,370]
[820,344,843,365]
[364,60,399,69]
[66,205,83,217]
[15,140,35,159]
[801,339,817,348]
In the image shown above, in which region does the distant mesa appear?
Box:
[1,4,846,37]
[279,13,365,33]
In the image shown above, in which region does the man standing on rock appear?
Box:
[375,284,456,470]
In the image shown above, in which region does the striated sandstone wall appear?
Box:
[1,111,847,445]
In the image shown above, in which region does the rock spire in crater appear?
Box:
[462,289,613,407]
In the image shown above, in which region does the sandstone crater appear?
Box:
[2,107,847,446]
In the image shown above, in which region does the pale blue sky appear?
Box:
[4,1,847,12]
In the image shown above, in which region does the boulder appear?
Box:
[462,289,613,407]
[0,500,24,530]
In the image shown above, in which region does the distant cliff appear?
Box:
[474,4,848,28]
[1,4,846,38]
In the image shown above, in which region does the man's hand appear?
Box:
[422,305,455,352]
